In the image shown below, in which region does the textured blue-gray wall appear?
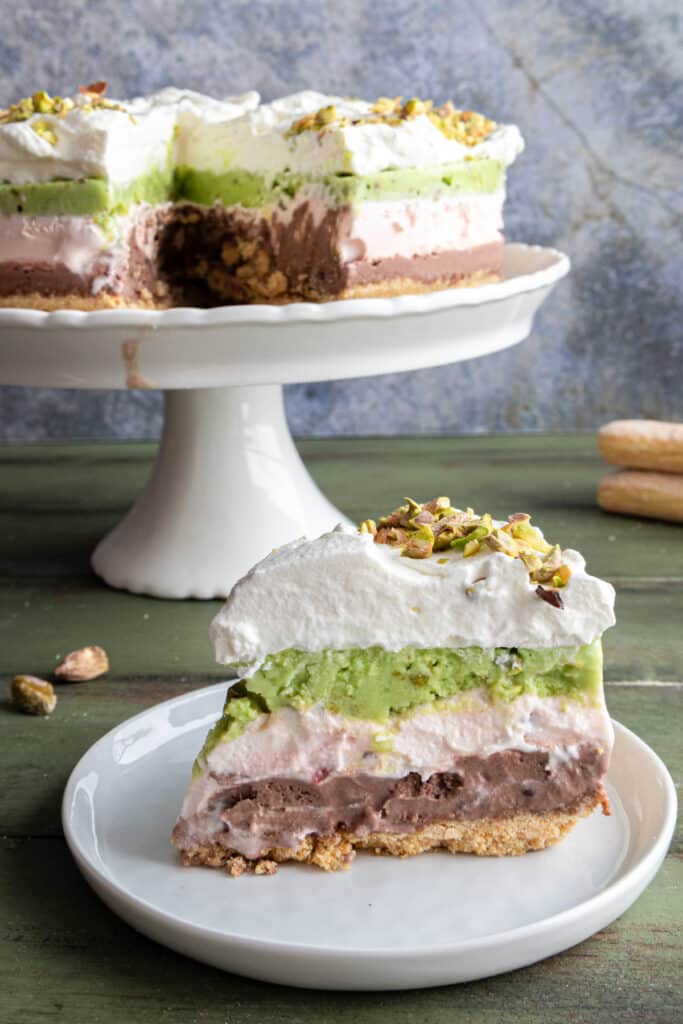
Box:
[1,0,681,440]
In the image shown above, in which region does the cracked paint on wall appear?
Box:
[0,0,681,440]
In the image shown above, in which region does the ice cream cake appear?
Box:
[172,497,615,875]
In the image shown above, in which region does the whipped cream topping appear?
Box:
[210,525,616,670]
[0,87,521,186]
[182,689,613,823]
[0,88,258,185]
[160,87,260,166]
[188,90,524,177]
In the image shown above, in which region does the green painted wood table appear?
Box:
[1,435,681,1024]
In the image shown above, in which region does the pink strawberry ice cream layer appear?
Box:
[0,213,111,274]
[339,192,504,263]
[0,205,169,298]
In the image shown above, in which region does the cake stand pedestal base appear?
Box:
[91,385,347,599]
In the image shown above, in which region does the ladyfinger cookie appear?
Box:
[599,419,683,474]
[598,470,683,524]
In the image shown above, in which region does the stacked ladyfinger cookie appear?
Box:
[598,420,683,524]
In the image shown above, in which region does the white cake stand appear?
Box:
[0,243,569,599]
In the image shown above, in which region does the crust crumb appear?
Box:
[254,859,278,876]
[0,292,175,312]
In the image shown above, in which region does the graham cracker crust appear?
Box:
[336,269,501,300]
[0,271,500,312]
[176,792,607,877]
[0,292,175,312]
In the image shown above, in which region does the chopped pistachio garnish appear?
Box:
[32,120,59,145]
[359,497,572,598]
[286,105,351,137]
[77,81,130,116]
[32,90,52,113]
[285,95,497,145]
[428,101,496,145]
[79,80,107,96]
[0,91,72,124]
[0,82,127,126]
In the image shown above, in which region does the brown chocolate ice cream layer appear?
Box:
[157,200,351,303]
[158,201,504,304]
[173,744,608,859]
[0,261,104,297]
[344,241,503,287]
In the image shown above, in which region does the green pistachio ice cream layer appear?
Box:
[202,641,603,755]
[174,158,506,209]
[0,157,505,218]
[0,162,175,218]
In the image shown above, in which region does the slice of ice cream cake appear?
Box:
[168,91,523,302]
[172,497,615,874]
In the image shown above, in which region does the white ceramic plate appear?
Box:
[0,243,568,388]
[62,682,676,991]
